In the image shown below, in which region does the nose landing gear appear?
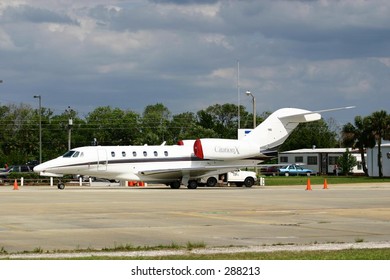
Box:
[57,180,65,190]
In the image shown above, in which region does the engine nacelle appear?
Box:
[193,138,259,160]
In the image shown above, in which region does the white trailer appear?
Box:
[278,148,364,175]
[367,142,390,177]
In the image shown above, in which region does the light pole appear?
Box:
[246,90,256,128]
[66,106,73,150]
[33,95,42,164]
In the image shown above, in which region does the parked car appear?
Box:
[9,165,34,173]
[26,160,39,169]
[260,166,280,176]
[0,165,34,178]
[278,164,314,176]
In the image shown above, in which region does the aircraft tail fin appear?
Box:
[192,106,354,160]
[242,106,354,150]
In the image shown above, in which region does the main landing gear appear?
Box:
[169,181,181,189]
[169,180,198,189]
[187,180,198,189]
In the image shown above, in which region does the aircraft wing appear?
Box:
[138,160,261,179]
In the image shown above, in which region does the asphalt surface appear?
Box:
[0,182,389,254]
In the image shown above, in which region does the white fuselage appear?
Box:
[34,144,260,184]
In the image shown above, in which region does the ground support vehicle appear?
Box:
[198,170,257,188]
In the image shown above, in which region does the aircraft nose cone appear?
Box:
[33,164,43,173]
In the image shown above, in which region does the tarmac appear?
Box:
[0,182,390,254]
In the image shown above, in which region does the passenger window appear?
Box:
[133,151,137,157]
[164,151,168,157]
[154,151,158,157]
[111,151,115,157]
[122,151,126,157]
[143,151,147,157]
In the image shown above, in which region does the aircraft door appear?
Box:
[97,149,107,171]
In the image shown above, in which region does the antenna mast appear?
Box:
[237,60,240,129]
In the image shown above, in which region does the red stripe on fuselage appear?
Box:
[193,139,204,159]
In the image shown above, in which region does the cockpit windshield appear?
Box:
[63,151,76,158]
[63,150,83,158]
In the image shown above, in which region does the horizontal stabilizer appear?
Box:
[312,106,356,114]
[277,106,355,123]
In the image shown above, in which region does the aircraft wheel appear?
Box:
[57,183,65,190]
[244,177,254,188]
[206,177,217,187]
[170,181,181,189]
[187,180,198,189]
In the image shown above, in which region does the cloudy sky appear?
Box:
[0,0,389,124]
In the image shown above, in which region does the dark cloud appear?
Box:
[1,5,79,25]
[1,0,389,124]
[88,4,220,34]
[148,0,218,4]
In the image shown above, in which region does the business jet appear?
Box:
[33,106,353,189]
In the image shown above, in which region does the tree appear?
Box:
[85,106,139,146]
[0,104,37,164]
[197,103,242,139]
[337,148,357,175]
[32,106,56,162]
[169,112,217,142]
[369,110,388,178]
[341,116,375,176]
[43,108,87,160]
[140,103,171,145]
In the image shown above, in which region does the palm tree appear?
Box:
[341,116,375,176]
[386,115,390,141]
[369,110,388,178]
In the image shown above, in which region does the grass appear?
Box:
[260,175,390,186]
[2,242,390,260]
[0,242,208,258]
[59,248,390,260]
[99,241,206,252]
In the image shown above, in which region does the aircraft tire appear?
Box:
[187,180,198,189]
[57,183,65,190]
[170,181,181,189]
[244,177,254,188]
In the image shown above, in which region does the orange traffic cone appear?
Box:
[323,178,328,189]
[13,179,19,190]
[306,178,312,191]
